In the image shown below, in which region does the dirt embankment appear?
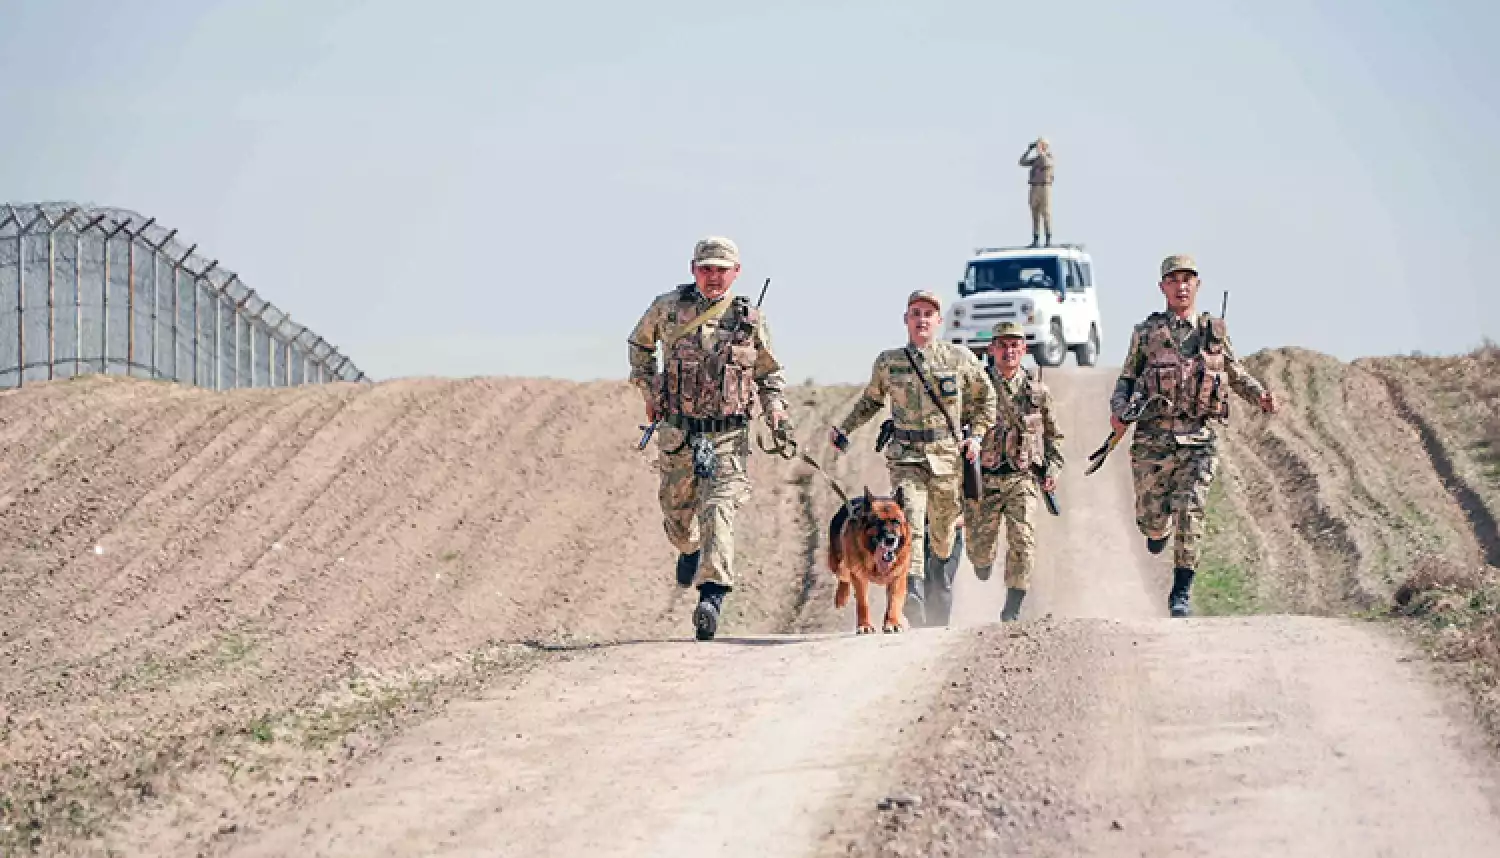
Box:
[1195,347,1489,615]
[1188,346,1500,747]
[0,375,887,856]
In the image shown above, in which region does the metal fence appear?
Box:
[0,202,366,389]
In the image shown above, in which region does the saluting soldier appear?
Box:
[1018,137,1055,247]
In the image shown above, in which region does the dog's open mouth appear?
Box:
[873,546,900,578]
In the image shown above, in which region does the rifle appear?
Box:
[962,426,982,502]
[638,418,659,451]
[1034,465,1060,515]
[1084,391,1163,476]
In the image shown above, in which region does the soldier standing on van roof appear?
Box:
[627,236,792,641]
[1019,138,1054,248]
[1110,254,1277,617]
[830,290,996,628]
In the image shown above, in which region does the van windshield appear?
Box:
[961,257,1064,297]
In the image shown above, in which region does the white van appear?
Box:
[946,244,1102,367]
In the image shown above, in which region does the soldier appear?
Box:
[1018,138,1055,247]
[1111,254,1277,617]
[830,290,996,627]
[966,322,1064,622]
[627,236,792,641]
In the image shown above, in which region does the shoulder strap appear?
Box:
[903,346,962,442]
[664,295,734,347]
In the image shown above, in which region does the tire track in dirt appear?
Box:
[1374,368,1500,567]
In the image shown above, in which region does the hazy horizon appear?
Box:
[2,1,1496,383]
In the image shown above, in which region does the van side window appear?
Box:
[1065,260,1085,293]
[1080,259,1094,290]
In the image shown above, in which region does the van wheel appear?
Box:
[1033,320,1066,367]
[1073,325,1100,367]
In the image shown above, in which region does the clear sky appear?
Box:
[2,1,1496,383]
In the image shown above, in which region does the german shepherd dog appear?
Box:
[828,487,913,634]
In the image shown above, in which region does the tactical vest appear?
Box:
[980,371,1046,471]
[660,290,761,420]
[1138,313,1230,421]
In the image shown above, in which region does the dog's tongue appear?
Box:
[875,549,897,576]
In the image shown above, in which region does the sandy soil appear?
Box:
[6,364,1500,856]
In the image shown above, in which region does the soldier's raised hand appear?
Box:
[960,437,981,462]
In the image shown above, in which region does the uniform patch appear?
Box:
[937,374,958,397]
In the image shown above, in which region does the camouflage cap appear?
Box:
[906,290,943,313]
[692,236,740,269]
[1160,254,1198,279]
[991,321,1027,340]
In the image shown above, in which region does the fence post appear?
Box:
[14,226,22,387]
[14,208,48,386]
[46,217,56,379]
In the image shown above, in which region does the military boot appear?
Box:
[974,564,994,582]
[694,581,729,641]
[1044,233,1053,247]
[905,575,927,628]
[1029,234,1041,248]
[1169,567,1195,618]
[1146,536,1168,555]
[675,550,701,588]
[1001,587,1027,622]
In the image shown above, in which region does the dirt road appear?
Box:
[212,366,1500,857]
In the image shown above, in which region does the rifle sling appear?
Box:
[664,295,734,347]
[903,347,963,443]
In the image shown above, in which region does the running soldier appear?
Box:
[830,290,996,627]
[628,236,792,641]
[1111,254,1277,617]
[966,321,1063,622]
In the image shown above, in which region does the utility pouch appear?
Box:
[690,434,718,480]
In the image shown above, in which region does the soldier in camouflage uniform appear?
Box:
[830,290,996,628]
[966,322,1064,622]
[628,236,791,641]
[1018,138,1055,247]
[1111,254,1277,617]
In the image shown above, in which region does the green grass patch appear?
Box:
[1196,477,1258,616]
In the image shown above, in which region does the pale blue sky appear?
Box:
[2,1,1496,382]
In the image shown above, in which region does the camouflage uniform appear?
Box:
[965,361,1064,593]
[837,303,996,597]
[627,243,788,596]
[1111,262,1267,575]
[1019,140,1055,244]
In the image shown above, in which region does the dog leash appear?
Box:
[757,429,857,513]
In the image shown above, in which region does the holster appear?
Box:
[875,418,895,453]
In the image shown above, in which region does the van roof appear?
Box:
[969,244,1089,262]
